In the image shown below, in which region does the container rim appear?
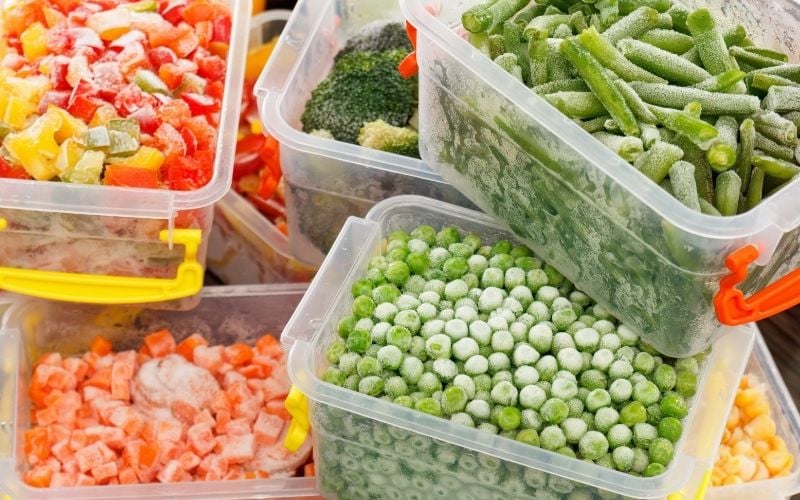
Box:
[400,0,800,240]
[0,0,252,219]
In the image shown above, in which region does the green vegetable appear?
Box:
[357,120,420,158]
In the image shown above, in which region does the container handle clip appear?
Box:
[0,220,203,304]
[283,385,310,452]
[715,244,800,325]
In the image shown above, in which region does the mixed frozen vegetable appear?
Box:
[0,0,232,189]
[461,0,800,215]
[301,21,420,158]
[22,329,312,487]
[323,224,706,477]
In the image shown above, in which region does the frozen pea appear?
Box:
[536,355,559,381]
[608,424,633,451]
[397,293,421,311]
[453,374,476,399]
[425,334,451,360]
[423,279,446,296]
[488,352,511,374]
[489,253,514,271]
[359,376,384,396]
[535,286,560,307]
[477,423,499,434]
[466,399,491,421]
[418,372,442,395]
[495,308,516,325]
[542,264,564,286]
[633,352,655,375]
[562,417,589,444]
[376,345,403,371]
[517,313,535,328]
[346,329,372,354]
[630,372,647,386]
[418,290,440,306]
[351,278,374,298]
[569,291,591,308]
[478,287,505,312]
[567,398,585,418]
[449,242,474,259]
[428,247,451,267]
[454,297,477,310]
[579,431,609,460]
[365,344,381,358]
[592,320,615,335]
[491,380,519,406]
[675,357,699,375]
[514,365,541,388]
[592,304,613,321]
[550,378,579,401]
[675,370,697,398]
[444,319,469,341]
[467,254,489,275]
[374,302,399,323]
[436,227,461,247]
[581,412,596,431]
[599,334,622,352]
[353,295,376,318]
[354,318,374,333]
[510,287,534,310]
[474,374,492,392]
[394,395,414,408]
[464,354,489,376]
[520,385,548,410]
[468,320,492,346]
[633,381,661,406]
[417,303,438,322]
[326,340,346,364]
[578,315,596,327]
[616,324,638,346]
[498,406,523,431]
[580,369,608,390]
[632,448,650,474]
[322,367,345,386]
[527,301,551,323]
[551,296,572,312]
[454,306,478,324]
[415,397,442,417]
[491,330,515,354]
[487,315,509,332]
[371,322,393,345]
[536,380,552,397]
[609,379,633,403]
[615,346,635,363]
[433,359,458,383]
[481,268,505,289]
[657,417,683,443]
[575,328,601,353]
[385,376,409,398]
[492,370,513,386]
[394,311,421,335]
[660,392,688,419]
[541,398,570,424]
[591,349,615,372]
[647,404,662,427]
[554,370,578,384]
[643,463,665,477]
[385,261,411,286]
[581,352,593,372]
[528,324,554,354]
[594,407,620,433]
[441,386,469,415]
[338,352,361,375]
[521,409,544,431]
[505,268,526,290]
[566,322,587,336]
[406,238,428,254]
[526,269,548,291]
[516,428,541,447]
[444,279,469,301]
[337,315,356,339]
[449,412,475,428]
[509,322,529,343]
[557,348,584,375]
[452,337,480,361]
[552,332,576,354]
[409,391,426,404]
[421,321,445,341]
[502,298,524,316]
[586,389,612,412]
[609,360,634,381]
[613,446,634,472]
[653,364,677,392]
[443,257,469,280]
[633,423,658,449]
[620,401,647,426]
[541,426,568,451]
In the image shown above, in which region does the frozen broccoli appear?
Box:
[358,120,420,158]
[336,21,413,60]
[309,129,335,139]
[302,49,417,144]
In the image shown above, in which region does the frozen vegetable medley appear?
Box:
[0,0,232,189]
[460,0,800,216]
[323,224,706,476]
[22,329,312,487]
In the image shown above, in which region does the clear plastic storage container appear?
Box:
[401,0,800,357]
[282,194,756,499]
[0,284,320,499]
[0,0,250,308]
[255,0,474,267]
[208,191,316,284]
[707,332,800,500]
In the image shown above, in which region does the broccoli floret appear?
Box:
[335,21,412,60]
[302,49,417,144]
[309,129,335,139]
[357,119,420,158]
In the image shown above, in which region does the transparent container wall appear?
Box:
[407,0,800,357]
[208,192,316,284]
[283,195,756,499]
[0,285,320,500]
[707,333,800,500]
[257,0,475,267]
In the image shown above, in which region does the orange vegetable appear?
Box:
[143,329,176,358]
[90,336,113,356]
[176,333,209,362]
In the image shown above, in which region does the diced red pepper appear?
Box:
[38,90,71,114]
[237,134,266,155]
[148,46,178,67]
[67,94,102,122]
[246,192,285,220]
[180,92,218,115]
[51,0,82,13]
[205,80,224,101]
[108,30,146,51]
[48,55,71,90]
[257,172,278,200]
[127,105,160,135]
[160,0,187,25]
[196,54,225,81]
[0,156,32,180]
[180,126,198,157]
[212,16,231,44]
[104,165,159,188]
[166,153,212,191]
[232,152,262,181]
[46,25,73,54]
[155,122,187,164]
[195,20,212,48]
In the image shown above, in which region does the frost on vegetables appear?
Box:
[0,0,232,190]
[22,329,313,487]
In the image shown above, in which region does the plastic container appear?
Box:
[0,284,321,499]
[255,0,475,267]
[281,194,756,499]
[707,332,800,500]
[400,0,800,357]
[208,191,316,284]
[0,0,251,308]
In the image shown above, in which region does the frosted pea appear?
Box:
[599,333,622,352]
[417,303,438,322]
[579,315,597,326]
[488,352,511,373]
[577,388,590,402]
[491,330,515,354]
[517,313,535,328]
[448,337,478,362]
[608,424,633,449]
[479,287,505,312]
[581,352,593,372]
[550,297,571,312]
[633,423,658,449]
[575,328,601,353]
[513,343,541,367]
[418,291,440,306]
[469,321,492,346]
[466,399,491,421]
[594,407,620,433]
[521,409,544,431]
[617,324,639,346]
[591,349,615,372]
[562,417,589,444]
[567,398,584,417]
[552,332,576,354]
[374,303,399,323]
[592,304,613,321]
[556,348,584,375]
[630,372,647,386]
[526,269,549,291]
[365,344,381,358]
[450,412,475,428]
[338,352,362,375]
[520,385,547,410]
[536,381,552,397]
[653,364,677,392]
[477,423,499,434]
[423,279,446,296]
[481,268,505,289]
[454,304,478,323]
[426,334,452,359]
[569,291,591,308]
[449,242,474,259]
[633,381,661,406]
[501,297,524,315]
[385,376,409,398]
[377,345,403,371]
[552,308,578,331]
[441,386,468,415]
[429,248,451,268]
[536,286,560,307]
[370,322,391,344]
[609,379,633,403]
[509,322,529,342]
[567,321,588,336]
[394,310,421,334]
[615,346,636,363]
[492,370,513,386]
[418,372,442,395]
[579,431,609,460]
[527,301,551,323]
[554,370,578,384]
[541,426,568,451]
[487,315,509,332]
[444,280,469,301]
[504,267,526,289]
[403,275,426,295]
[586,389,612,412]
[675,357,699,375]
[467,254,489,275]
[613,446,635,471]
[510,286,534,308]
[632,448,650,474]
[468,288,483,303]
[453,374,476,399]
[580,370,608,390]
[359,376,385,396]
[592,320,616,335]
[444,319,469,340]
[407,238,429,254]
[634,352,655,375]
[494,308,516,324]
[354,318,375,333]
[473,374,492,392]
[491,381,519,406]
[438,309,455,321]
[514,366,540,388]
[551,377,579,400]
[420,319,445,339]
[580,412,596,431]
[474,390,491,402]
[409,336,427,361]
[536,355,559,381]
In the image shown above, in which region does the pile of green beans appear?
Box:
[462,0,800,216]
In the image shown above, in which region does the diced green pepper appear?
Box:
[108,130,140,156]
[134,70,171,95]
[60,150,105,184]
[81,126,111,149]
[108,119,140,142]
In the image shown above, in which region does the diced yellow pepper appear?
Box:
[111,146,164,170]
[86,9,131,41]
[4,95,35,130]
[42,6,66,28]
[124,0,157,12]
[55,138,84,173]
[49,106,88,142]
[4,112,62,180]
[89,105,120,127]
[244,39,277,84]
[20,23,48,60]
[61,150,105,184]
[249,118,263,135]
[2,75,49,105]
[0,89,10,120]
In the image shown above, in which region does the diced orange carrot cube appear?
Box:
[255,334,280,356]
[82,385,110,402]
[70,430,88,452]
[91,336,113,356]
[74,442,114,473]
[224,343,254,367]
[187,422,216,457]
[84,366,112,391]
[157,459,185,483]
[24,465,53,487]
[50,471,77,487]
[63,357,89,382]
[35,405,59,427]
[139,443,159,468]
[193,345,224,373]
[170,400,199,425]
[193,409,215,427]
[265,400,291,421]
[211,390,231,413]
[179,450,201,471]
[215,409,231,434]
[155,419,184,443]
[118,467,138,484]
[91,461,118,482]
[108,406,144,437]
[253,411,284,445]
[223,370,247,389]
[221,433,255,464]
[25,427,50,464]
[261,376,289,402]
[143,329,176,358]
[85,425,126,450]
[176,333,208,362]
[75,473,97,486]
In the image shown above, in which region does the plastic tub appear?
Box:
[281,194,756,499]
[208,191,317,284]
[400,0,800,357]
[255,0,475,267]
[0,284,321,499]
[707,332,800,500]
[0,0,251,308]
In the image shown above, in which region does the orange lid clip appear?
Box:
[715,244,800,325]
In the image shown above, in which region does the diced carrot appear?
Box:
[264,400,291,421]
[179,450,201,470]
[253,411,284,445]
[23,465,53,487]
[36,352,63,367]
[35,405,59,427]
[193,409,215,427]
[176,333,208,362]
[50,471,77,487]
[304,462,315,477]
[108,406,144,437]
[143,329,176,358]
[187,422,216,457]
[75,473,97,486]
[157,459,185,483]
[255,334,281,357]
[139,443,159,468]
[63,357,89,382]
[28,381,50,408]
[83,366,112,391]
[85,425,126,449]
[238,364,266,379]
[75,442,114,473]
[51,439,73,463]
[193,345,224,373]
[91,336,113,356]
[215,409,231,435]
[69,430,88,452]
[91,461,118,482]
[25,427,50,464]
[221,433,255,464]
[171,400,199,425]
[224,343,254,366]
[118,467,138,484]
[155,419,184,443]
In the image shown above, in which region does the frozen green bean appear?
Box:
[489,34,506,60]
[744,47,789,63]
[593,132,645,161]
[648,104,718,147]
[681,25,747,66]
[691,69,747,92]
[735,118,755,192]
[528,38,550,86]
[494,53,524,81]
[513,3,547,27]
[619,0,671,15]
[504,21,530,83]
[668,161,700,211]
[596,0,620,28]
[730,46,784,69]
[640,122,661,148]
[745,167,764,210]
[672,133,714,202]
[524,14,572,40]
[748,65,800,84]
[628,82,761,115]
[602,6,661,45]
[714,171,742,216]
[752,154,800,180]
[763,85,800,114]
[469,33,491,56]
[570,11,590,32]
[553,23,575,39]
[699,198,721,215]
[560,38,640,135]
[618,39,711,85]
[614,78,659,123]
[578,116,612,133]
[533,78,589,94]
[665,4,689,34]
[785,112,800,129]
[577,27,666,83]
[705,116,738,172]
[547,38,575,81]
[634,141,684,182]
[754,132,795,162]
[638,29,694,54]
[604,118,622,133]
[463,0,529,33]
[753,112,797,146]
[751,73,800,92]
[686,9,741,77]
[655,12,673,29]
[545,91,608,118]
